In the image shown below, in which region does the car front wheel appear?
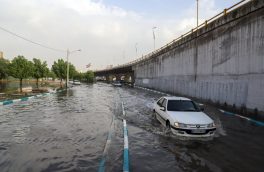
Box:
[165,120,171,134]
[166,121,171,129]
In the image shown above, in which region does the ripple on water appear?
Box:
[0,84,116,172]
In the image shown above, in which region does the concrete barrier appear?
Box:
[133,0,264,112]
[0,89,66,106]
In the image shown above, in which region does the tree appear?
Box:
[52,59,67,86]
[0,58,10,80]
[32,58,49,88]
[51,59,77,86]
[48,70,56,81]
[69,63,77,80]
[74,72,84,81]
[84,71,94,83]
[9,56,33,92]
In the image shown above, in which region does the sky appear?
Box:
[0,0,243,71]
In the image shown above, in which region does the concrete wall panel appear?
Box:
[133,1,264,111]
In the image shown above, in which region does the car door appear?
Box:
[155,98,164,113]
[159,99,168,121]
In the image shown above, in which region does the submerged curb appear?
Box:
[134,85,170,96]
[219,109,264,127]
[0,89,66,106]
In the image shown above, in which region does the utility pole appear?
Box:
[194,0,199,82]
[66,49,81,88]
[66,49,69,88]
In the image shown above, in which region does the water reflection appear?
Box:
[0,80,38,93]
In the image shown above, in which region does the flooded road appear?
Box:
[0,83,263,172]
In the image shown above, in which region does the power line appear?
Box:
[0,26,65,53]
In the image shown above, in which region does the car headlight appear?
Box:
[207,123,216,128]
[174,122,187,128]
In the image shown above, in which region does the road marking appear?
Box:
[123,119,129,172]
[219,109,264,126]
[122,102,126,116]
[98,115,115,172]
[121,102,130,172]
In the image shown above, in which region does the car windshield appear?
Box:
[167,100,201,112]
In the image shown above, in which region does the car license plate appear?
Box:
[191,129,206,134]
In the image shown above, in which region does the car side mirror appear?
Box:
[160,107,165,111]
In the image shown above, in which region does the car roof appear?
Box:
[162,96,191,101]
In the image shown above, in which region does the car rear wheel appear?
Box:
[155,112,159,121]
[165,120,171,134]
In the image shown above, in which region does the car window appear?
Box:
[157,98,164,106]
[167,100,201,112]
[162,99,167,108]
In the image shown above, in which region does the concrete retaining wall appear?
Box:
[133,0,264,111]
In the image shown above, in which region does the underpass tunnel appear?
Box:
[114,74,122,81]
[115,72,135,85]
[106,75,114,82]
[94,69,135,86]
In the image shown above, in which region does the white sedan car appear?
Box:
[153,96,216,137]
[73,80,81,85]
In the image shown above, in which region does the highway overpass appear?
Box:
[95,0,264,112]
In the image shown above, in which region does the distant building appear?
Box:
[0,51,3,59]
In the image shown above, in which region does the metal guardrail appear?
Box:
[94,0,251,72]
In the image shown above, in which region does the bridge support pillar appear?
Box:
[106,75,114,83]
[123,72,135,86]
[115,74,122,81]
[131,74,135,87]
[124,74,130,83]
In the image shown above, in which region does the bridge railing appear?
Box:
[94,0,250,73]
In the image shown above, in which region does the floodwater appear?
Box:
[0,83,263,172]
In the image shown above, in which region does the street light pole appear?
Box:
[196,0,199,27]
[66,49,81,89]
[195,0,199,83]
[66,49,69,88]
[152,27,157,50]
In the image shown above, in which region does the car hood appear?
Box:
[167,111,213,124]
